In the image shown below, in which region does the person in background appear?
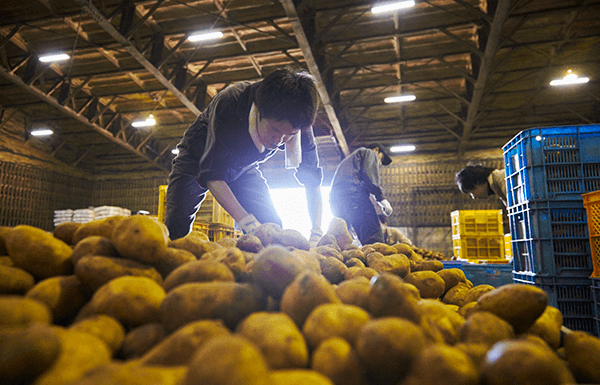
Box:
[455,164,507,207]
[165,68,324,244]
[329,143,393,246]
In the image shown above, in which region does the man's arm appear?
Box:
[206,180,249,223]
[305,184,322,231]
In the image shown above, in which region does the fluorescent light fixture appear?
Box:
[188,31,224,42]
[550,69,589,86]
[384,94,416,103]
[39,53,70,63]
[132,115,156,128]
[137,210,150,215]
[372,0,415,14]
[390,144,415,153]
[171,148,179,155]
[30,129,53,136]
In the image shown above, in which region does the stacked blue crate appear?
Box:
[503,125,600,336]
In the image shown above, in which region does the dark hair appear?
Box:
[365,143,392,166]
[255,68,319,130]
[455,164,496,193]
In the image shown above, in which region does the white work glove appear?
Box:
[308,228,323,248]
[379,199,393,217]
[239,214,261,234]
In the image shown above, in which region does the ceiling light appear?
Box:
[372,1,416,14]
[390,145,416,153]
[39,53,70,63]
[132,115,156,128]
[188,31,224,42]
[550,69,589,86]
[384,94,416,103]
[171,148,179,155]
[31,128,53,136]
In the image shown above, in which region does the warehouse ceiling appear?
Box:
[0,0,598,175]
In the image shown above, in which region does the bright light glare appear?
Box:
[171,148,179,155]
[384,94,416,103]
[270,186,333,240]
[550,69,589,86]
[132,115,156,128]
[31,129,53,136]
[390,144,416,152]
[39,53,70,63]
[535,135,542,141]
[372,1,415,14]
[188,31,224,42]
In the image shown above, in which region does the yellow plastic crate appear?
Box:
[453,235,505,260]
[451,210,503,237]
[504,233,512,259]
[208,223,235,242]
[157,185,234,227]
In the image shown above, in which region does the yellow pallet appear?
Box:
[453,235,505,260]
[451,210,503,237]
[157,185,234,227]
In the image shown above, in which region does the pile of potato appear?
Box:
[1,215,599,385]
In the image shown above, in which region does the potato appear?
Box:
[111,216,169,266]
[68,314,125,355]
[320,256,348,284]
[71,362,187,385]
[481,339,575,385]
[311,337,369,385]
[315,246,344,261]
[367,253,410,277]
[458,311,515,346]
[0,295,52,326]
[0,256,13,266]
[270,369,335,385]
[236,233,263,253]
[462,284,495,305]
[302,303,371,349]
[341,248,365,263]
[0,226,10,255]
[419,299,466,345]
[368,273,423,325]
[26,275,91,324]
[75,255,162,292]
[525,306,562,350]
[153,247,196,278]
[401,344,479,385]
[216,237,237,248]
[70,236,119,266]
[253,222,283,247]
[5,225,73,279]
[251,245,305,298]
[281,272,340,328]
[362,242,397,255]
[0,265,35,294]
[120,323,165,360]
[200,247,245,277]
[411,260,444,272]
[162,260,234,292]
[236,312,308,369]
[476,284,548,334]
[76,276,165,330]
[403,271,445,299]
[392,243,421,261]
[345,257,365,268]
[562,331,600,383]
[52,222,81,245]
[335,277,371,310]
[169,233,220,258]
[458,301,479,319]
[437,268,468,294]
[272,229,310,250]
[0,324,61,385]
[325,217,354,251]
[343,266,377,281]
[160,281,267,332]
[355,317,428,385]
[442,282,471,306]
[454,342,489,368]
[139,319,230,366]
[316,234,340,250]
[72,216,126,244]
[290,249,322,274]
[32,327,112,385]
[181,335,271,385]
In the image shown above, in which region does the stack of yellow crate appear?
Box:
[451,210,505,262]
[158,185,236,240]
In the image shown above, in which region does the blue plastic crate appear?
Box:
[459,263,514,288]
[503,125,600,206]
[508,199,592,276]
[513,273,598,336]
